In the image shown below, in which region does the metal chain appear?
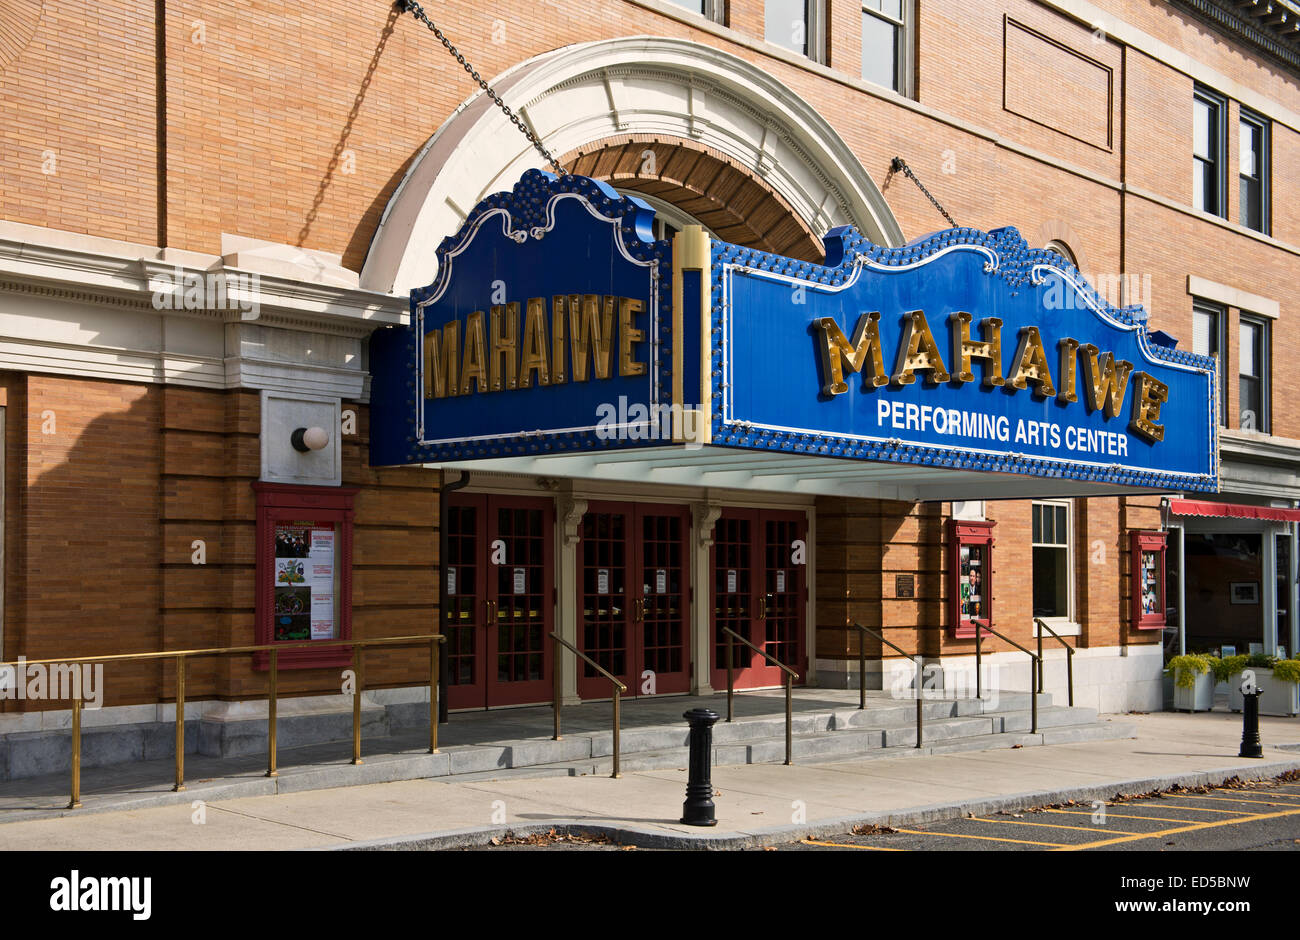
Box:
[398,0,567,175]
[890,157,957,229]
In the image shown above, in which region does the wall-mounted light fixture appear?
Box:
[291,426,330,453]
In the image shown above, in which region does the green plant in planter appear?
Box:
[1272,659,1300,684]
[1166,654,1219,690]
[1216,652,1276,682]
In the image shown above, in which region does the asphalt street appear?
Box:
[782,776,1300,851]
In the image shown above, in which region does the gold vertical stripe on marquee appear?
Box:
[671,225,712,445]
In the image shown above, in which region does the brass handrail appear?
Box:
[1034,617,1075,707]
[0,633,445,809]
[720,626,798,766]
[973,623,1041,733]
[849,622,924,749]
[549,632,627,778]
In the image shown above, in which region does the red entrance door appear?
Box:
[711,508,807,690]
[576,502,690,699]
[444,494,554,709]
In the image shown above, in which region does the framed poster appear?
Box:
[1230,581,1260,605]
[254,483,357,669]
[948,520,995,638]
[1130,531,1168,629]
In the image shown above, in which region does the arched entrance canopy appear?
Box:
[360,36,904,295]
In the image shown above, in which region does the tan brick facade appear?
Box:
[1,0,1295,711]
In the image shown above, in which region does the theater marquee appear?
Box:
[370,170,1217,496]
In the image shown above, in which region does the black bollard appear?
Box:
[680,708,721,827]
[1239,687,1264,759]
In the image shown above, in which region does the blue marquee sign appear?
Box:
[370,170,1218,494]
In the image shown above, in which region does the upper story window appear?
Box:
[861,0,910,94]
[1239,110,1269,234]
[1032,501,1073,623]
[766,0,825,63]
[664,0,726,23]
[1193,87,1227,218]
[1191,301,1227,427]
[1238,314,1270,433]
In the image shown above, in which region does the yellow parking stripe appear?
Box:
[1167,793,1297,807]
[893,828,1069,848]
[1130,801,1251,814]
[972,816,1124,834]
[1060,804,1300,851]
[800,839,904,852]
[1216,788,1300,800]
[1043,807,1254,825]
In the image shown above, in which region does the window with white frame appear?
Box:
[663,0,726,24]
[861,0,911,94]
[1192,300,1227,427]
[765,0,825,63]
[1239,109,1269,235]
[1193,87,1227,218]
[1032,501,1072,622]
[1239,314,1269,433]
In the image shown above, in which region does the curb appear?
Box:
[332,756,1300,851]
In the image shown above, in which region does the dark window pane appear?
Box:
[1033,547,1069,618]
[1240,176,1261,232]
[1239,377,1260,430]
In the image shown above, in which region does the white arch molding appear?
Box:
[361,36,905,295]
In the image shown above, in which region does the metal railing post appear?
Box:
[553,634,562,741]
[1032,667,1038,733]
[68,697,82,810]
[784,672,793,766]
[1036,628,1044,693]
[915,655,924,749]
[173,654,186,793]
[612,686,622,778]
[726,630,734,722]
[858,633,866,710]
[267,649,279,778]
[429,639,440,753]
[975,626,982,699]
[351,646,363,765]
[1067,649,1074,707]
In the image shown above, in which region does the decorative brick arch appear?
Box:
[563,135,824,261]
[361,36,903,294]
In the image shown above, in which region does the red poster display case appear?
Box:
[949,520,995,638]
[1131,530,1168,630]
[254,483,358,669]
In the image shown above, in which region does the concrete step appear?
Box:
[515,719,1139,778]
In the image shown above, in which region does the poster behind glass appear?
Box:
[274,523,338,641]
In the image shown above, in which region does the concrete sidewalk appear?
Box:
[0,711,1296,850]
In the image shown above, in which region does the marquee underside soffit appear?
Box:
[424,446,1165,502]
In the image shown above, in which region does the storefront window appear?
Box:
[1185,532,1262,654]
[1032,501,1071,620]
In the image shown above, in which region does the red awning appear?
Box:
[1168,499,1300,522]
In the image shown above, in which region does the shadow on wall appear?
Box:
[300,3,402,260]
[10,381,167,711]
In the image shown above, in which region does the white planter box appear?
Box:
[1228,669,1300,717]
[1172,669,1216,712]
